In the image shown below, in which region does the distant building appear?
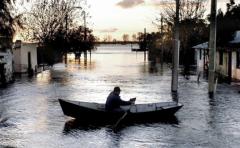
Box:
[13,40,38,73]
[192,42,208,74]
[193,31,240,82]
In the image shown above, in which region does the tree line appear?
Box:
[1,0,95,65]
[139,0,240,66]
[1,0,240,66]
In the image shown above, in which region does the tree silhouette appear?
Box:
[22,0,83,43]
[0,0,23,51]
[22,0,95,64]
[216,0,240,45]
[152,0,207,64]
[122,34,129,42]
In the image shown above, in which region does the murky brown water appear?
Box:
[1,44,240,147]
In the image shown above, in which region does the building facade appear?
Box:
[193,31,240,82]
[13,40,38,73]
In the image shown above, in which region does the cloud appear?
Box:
[117,0,145,9]
[148,0,209,8]
[98,28,118,33]
[148,0,175,8]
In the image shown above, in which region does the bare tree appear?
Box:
[132,34,137,41]
[162,0,206,25]
[21,0,86,44]
[153,0,207,64]
[19,0,95,65]
[122,34,129,42]
[0,0,24,50]
[106,35,113,42]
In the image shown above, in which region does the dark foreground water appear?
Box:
[1,44,240,148]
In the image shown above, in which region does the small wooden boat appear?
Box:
[59,99,183,123]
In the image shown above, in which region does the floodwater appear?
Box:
[1,44,240,148]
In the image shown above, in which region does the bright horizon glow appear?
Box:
[87,0,240,41]
[87,0,158,41]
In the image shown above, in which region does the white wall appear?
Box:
[231,52,240,80]
[13,42,38,73]
[20,43,38,73]
[13,46,21,72]
[216,51,228,77]
[196,49,240,81]
[196,49,204,74]
[215,51,240,80]
[193,42,208,73]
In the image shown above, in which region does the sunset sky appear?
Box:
[14,0,240,41]
[87,0,158,41]
[86,0,240,41]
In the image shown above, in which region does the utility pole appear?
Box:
[171,0,180,94]
[160,14,163,34]
[160,14,164,64]
[83,11,87,61]
[144,28,147,61]
[65,14,68,65]
[208,0,217,98]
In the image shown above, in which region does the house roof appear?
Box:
[13,40,38,49]
[192,42,208,49]
[229,31,240,44]
[193,30,240,49]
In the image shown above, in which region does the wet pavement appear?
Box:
[0,44,240,147]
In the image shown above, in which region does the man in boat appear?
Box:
[105,87,136,111]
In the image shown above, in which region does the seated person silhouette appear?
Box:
[105,87,135,111]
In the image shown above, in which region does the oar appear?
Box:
[113,99,136,132]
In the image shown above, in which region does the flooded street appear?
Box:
[1,44,240,147]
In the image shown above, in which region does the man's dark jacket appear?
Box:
[105,91,131,111]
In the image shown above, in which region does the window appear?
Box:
[219,51,223,65]
[237,51,240,68]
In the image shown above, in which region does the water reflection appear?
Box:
[63,115,179,134]
[61,115,180,148]
[105,129,122,148]
[66,58,96,71]
[140,61,169,76]
[62,116,180,148]
[63,119,104,134]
